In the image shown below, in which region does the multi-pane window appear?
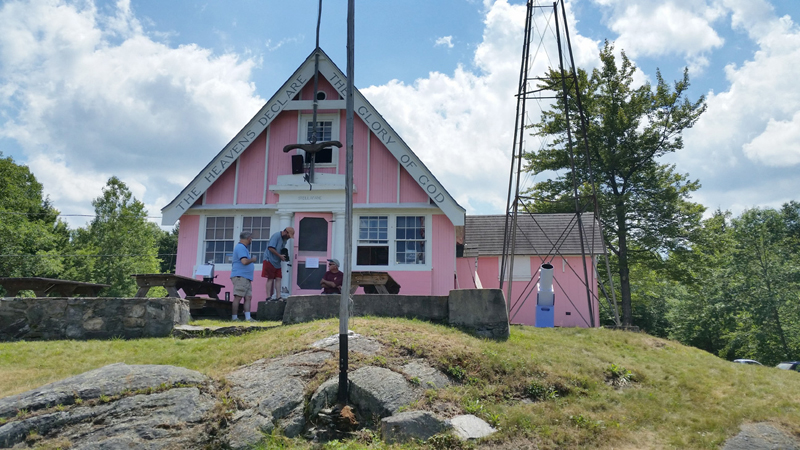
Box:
[204,217,234,264]
[396,216,425,264]
[242,216,271,263]
[305,120,334,164]
[357,216,389,266]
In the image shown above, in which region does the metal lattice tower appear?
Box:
[500,0,620,327]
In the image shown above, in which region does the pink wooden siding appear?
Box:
[476,256,499,292]
[382,271,433,295]
[204,161,236,204]
[352,114,369,204]
[236,131,267,204]
[265,112,299,204]
[368,133,398,203]
[464,254,598,328]
[455,257,479,289]
[300,76,341,101]
[431,214,456,295]
[175,215,200,278]
[399,165,429,203]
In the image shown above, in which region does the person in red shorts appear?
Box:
[320,259,343,294]
[262,227,294,301]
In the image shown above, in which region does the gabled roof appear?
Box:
[463,213,605,257]
[161,48,465,226]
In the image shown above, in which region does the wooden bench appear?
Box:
[350,272,401,295]
[131,274,224,299]
[0,277,109,297]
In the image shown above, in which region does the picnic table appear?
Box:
[130,274,224,299]
[0,277,109,297]
[350,272,401,295]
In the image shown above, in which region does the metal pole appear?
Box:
[309,0,323,184]
[502,0,534,293]
[553,1,594,326]
[559,0,619,326]
[338,0,355,405]
[504,0,535,312]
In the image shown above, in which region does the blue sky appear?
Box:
[1,0,798,227]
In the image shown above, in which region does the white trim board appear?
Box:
[161,48,465,227]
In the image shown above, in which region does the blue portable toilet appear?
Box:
[535,263,555,328]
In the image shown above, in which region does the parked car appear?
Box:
[733,359,762,365]
[776,361,800,371]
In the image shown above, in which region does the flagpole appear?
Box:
[338,0,355,405]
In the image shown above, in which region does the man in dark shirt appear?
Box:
[320,258,343,294]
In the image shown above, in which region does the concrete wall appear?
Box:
[279,289,508,339]
[0,297,190,341]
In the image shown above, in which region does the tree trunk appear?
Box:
[763,275,791,358]
[616,205,632,326]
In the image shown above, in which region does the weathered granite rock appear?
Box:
[0,329,486,449]
[309,364,440,424]
[310,330,383,356]
[348,367,421,422]
[171,324,275,338]
[227,351,333,440]
[401,361,452,389]
[381,410,449,444]
[0,385,216,449]
[722,422,800,450]
[278,404,306,439]
[309,378,340,417]
[227,410,274,450]
[0,363,208,419]
[449,414,497,440]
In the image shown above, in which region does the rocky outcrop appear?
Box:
[722,422,800,450]
[226,350,333,440]
[309,330,383,355]
[0,332,477,449]
[171,324,276,338]
[0,363,207,419]
[402,361,453,389]
[449,414,497,440]
[0,364,215,449]
[381,410,449,444]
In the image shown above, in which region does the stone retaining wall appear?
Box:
[279,289,508,339]
[0,297,190,341]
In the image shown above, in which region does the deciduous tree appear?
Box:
[70,177,159,297]
[525,42,706,326]
[0,153,67,281]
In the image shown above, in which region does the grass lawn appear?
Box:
[1,318,799,449]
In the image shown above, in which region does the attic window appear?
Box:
[300,114,339,165]
[316,91,327,101]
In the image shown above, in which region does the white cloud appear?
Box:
[363,0,601,214]
[591,0,725,71]
[673,0,800,213]
[266,36,304,52]
[0,0,264,224]
[435,36,454,48]
[742,112,800,166]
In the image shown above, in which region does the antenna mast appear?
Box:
[501,0,620,327]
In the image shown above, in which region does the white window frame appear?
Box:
[354,213,431,271]
[197,213,278,272]
[202,216,235,266]
[298,113,340,170]
[500,255,532,282]
[241,216,272,264]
